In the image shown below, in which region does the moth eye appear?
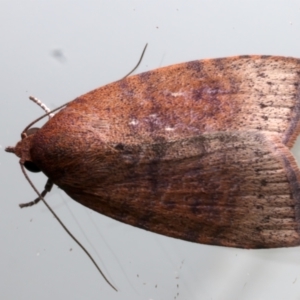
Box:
[24,161,41,173]
[26,127,40,136]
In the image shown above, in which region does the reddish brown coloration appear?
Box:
[7,55,300,248]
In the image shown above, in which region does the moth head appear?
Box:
[5,127,41,173]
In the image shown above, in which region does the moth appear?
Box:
[6,55,300,250]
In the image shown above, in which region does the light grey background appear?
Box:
[2,1,300,300]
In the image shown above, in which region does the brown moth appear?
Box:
[6,55,300,249]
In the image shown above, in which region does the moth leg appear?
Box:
[19,179,53,208]
[29,96,54,118]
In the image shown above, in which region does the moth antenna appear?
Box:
[20,162,118,292]
[22,44,148,135]
[29,96,54,118]
[121,43,148,79]
[22,101,72,135]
